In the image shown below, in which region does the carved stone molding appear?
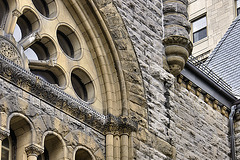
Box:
[0,36,23,67]
[163,36,193,76]
[0,54,138,133]
[25,144,44,157]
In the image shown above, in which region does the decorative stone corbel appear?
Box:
[163,36,193,76]
[163,0,193,76]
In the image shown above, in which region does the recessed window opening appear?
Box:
[0,0,8,27]
[237,0,240,16]
[192,16,207,43]
[71,73,88,101]
[71,68,95,102]
[31,69,59,85]
[75,149,92,160]
[32,0,57,18]
[1,138,10,160]
[32,0,49,17]
[16,15,32,40]
[57,25,81,59]
[57,30,74,58]
[25,41,50,60]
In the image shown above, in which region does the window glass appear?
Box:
[24,48,39,60]
[237,0,240,16]
[13,24,22,42]
[192,16,206,33]
[192,16,207,43]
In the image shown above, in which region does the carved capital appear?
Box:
[0,128,10,140]
[25,144,44,157]
[12,9,21,17]
[163,36,193,76]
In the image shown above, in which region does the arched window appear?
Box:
[41,134,64,160]
[1,138,10,160]
[75,149,92,160]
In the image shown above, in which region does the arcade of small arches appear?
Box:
[0,113,100,160]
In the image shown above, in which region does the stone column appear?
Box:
[120,134,128,160]
[0,129,10,158]
[163,0,193,76]
[106,134,114,160]
[25,144,44,160]
[8,9,21,35]
[113,134,120,160]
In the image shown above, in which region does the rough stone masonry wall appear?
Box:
[113,0,230,159]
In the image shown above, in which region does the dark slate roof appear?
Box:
[205,16,240,98]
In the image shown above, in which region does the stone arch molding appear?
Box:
[0,0,145,117]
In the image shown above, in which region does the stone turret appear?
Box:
[163,0,193,76]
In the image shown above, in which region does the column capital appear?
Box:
[12,9,21,17]
[0,128,10,140]
[25,144,44,157]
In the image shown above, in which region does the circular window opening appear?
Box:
[32,0,57,18]
[31,69,58,85]
[30,66,66,87]
[71,69,94,102]
[13,9,40,42]
[25,37,57,60]
[57,25,81,59]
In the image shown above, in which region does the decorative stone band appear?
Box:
[25,144,44,157]
[163,35,193,76]
[0,53,137,134]
[0,128,10,140]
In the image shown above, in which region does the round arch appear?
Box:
[73,146,96,160]
[7,112,37,143]
[66,0,145,116]
[41,131,67,159]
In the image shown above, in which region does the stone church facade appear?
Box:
[0,0,235,159]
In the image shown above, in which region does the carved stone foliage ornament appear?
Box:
[0,54,137,134]
[0,36,23,67]
[163,35,193,76]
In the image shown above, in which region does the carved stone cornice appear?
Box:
[0,128,10,140]
[0,48,138,133]
[163,35,193,76]
[25,144,44,157]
